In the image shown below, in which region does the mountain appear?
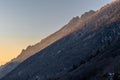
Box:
[2,0,120,80]
[0,10,95,79]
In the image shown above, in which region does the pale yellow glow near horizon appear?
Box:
[0,36,43,66]
[0,0,113,66]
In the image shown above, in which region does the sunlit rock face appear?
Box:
[80,10,95,21]
[0,10,95,79]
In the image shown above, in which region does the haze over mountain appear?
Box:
[1,0,120,80]
[0,10,95,79]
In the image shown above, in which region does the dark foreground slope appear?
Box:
[0,10,95,79]
[2,0,120,80]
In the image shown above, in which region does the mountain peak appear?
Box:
[70,16,80,22]
[80,10,95,20]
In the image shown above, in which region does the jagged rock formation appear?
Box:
[0,10,95,79]
[1,0,120,80]
[80,10,95,21]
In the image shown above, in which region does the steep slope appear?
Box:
[0,10,95,79]
[15,10,95,62]
[2,0,120,80]
[59,20,120,80]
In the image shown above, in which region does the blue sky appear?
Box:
[0,0,113,38]
[0,0,113,65]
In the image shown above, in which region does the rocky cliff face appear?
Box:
[1,0,120,80]
[0,10,95,79]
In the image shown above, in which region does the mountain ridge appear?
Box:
[0,10,95,79]
[2,0,120,80]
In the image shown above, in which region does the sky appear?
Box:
[0,0,113,65]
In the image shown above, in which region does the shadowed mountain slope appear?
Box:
[2,0,120,80]
[0,10,95,79]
